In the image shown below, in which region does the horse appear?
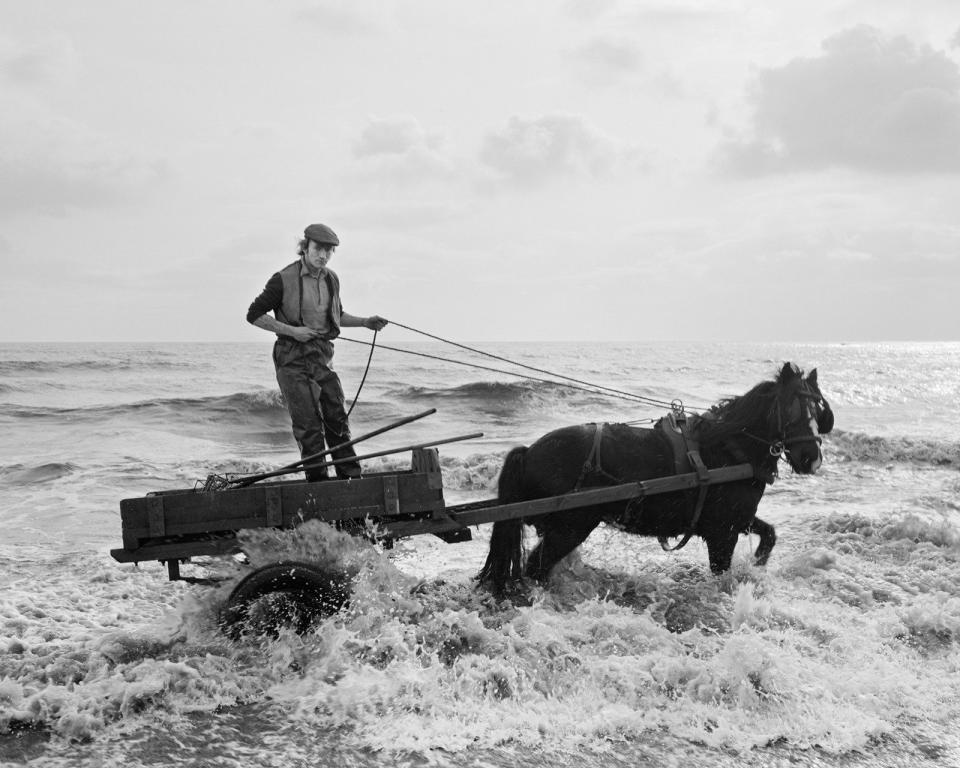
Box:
[477,362,833,590]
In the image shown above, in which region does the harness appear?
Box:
[574,378,822,553]
[572,422,622,490]
[653,411,712,552]
[573,416,718,553]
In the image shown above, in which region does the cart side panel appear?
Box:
[119,472,444,550]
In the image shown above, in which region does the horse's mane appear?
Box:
[698,377,779,446]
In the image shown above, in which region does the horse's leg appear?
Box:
[705,529,739,574]
[748,517,776,566]
[524,509,603,581]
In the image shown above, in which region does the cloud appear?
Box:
[294,1,382,35]
[353,115,443,158]
[697,221,960,279]
[826,247,874,262]
[718,26,960,175]
[479,113,641,185]
[0,33,78,86]
[573,37,643,77]
[0,117,168,218]
[348,115,454,185]
[332,200,459,232]
[838,222,960,264]
[564,0,735,25]
[0,36,164,217]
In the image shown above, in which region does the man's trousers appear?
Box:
[273,338,361,480]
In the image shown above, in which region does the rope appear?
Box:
[338,323,709,412]
[338,337,644,405]
[389,321,681,409]
[346,328,377,418]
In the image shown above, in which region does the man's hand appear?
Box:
[364,316,389,331]
[289,326,321,342]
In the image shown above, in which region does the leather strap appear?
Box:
[574,422,618,490]
[658,449,710,552]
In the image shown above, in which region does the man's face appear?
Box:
[304,240,335,272]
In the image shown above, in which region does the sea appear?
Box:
[1,338,959,768]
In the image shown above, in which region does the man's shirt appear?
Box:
[298,264,332,335]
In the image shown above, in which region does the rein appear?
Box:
[339,322,711,414]
[345,328,378,418]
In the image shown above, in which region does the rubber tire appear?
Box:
[219,560,350,640]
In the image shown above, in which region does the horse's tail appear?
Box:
[477,446,529,589]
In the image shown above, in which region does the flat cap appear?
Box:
[304,223,339,246]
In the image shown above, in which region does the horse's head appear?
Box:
[773,363,834,474]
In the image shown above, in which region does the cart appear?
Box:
[110,411,755,635]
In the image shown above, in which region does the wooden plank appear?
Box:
[147,496,165,537]
[118,472,443,547]
[382,464,756,537]
[121,474,439,521]
[119,487,266,533]
[121,498,141,549]
[265,486,282,527]
[382,476,400,516]
[110,536,240,563]
[383,518,468,538]
[411,448,443,490]
[453,464,755,527]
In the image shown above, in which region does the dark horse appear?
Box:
[478,363,833,590]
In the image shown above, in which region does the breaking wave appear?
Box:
[826,430,960,468]
[0,390,288,423]
[388,379,642,416]
[0,357,196,375]
[0,462,80,484]
[3,520,958,763]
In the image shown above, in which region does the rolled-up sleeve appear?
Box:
[246,272,284,323]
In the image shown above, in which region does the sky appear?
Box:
[2,0,959,343]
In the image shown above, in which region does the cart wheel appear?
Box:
[219,560,350,640]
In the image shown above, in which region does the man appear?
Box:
[247,223,388,480]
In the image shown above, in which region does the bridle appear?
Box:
[744,379,832,460]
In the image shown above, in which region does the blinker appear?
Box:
[817,401,834,434]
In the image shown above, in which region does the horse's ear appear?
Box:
[808,368,818,386]
[780,362,800,382]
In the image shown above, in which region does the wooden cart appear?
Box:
[110,416,754,635]
[111,448,753,575]
[110,447,460,581]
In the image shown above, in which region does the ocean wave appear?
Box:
[394,379,555,399]
[814,510,960,549]
[0,389,289,422]
[387,379,614,410]
[205,452,506,493]
[0,462,79,484]
[0,358,194,375]
[2,521,937,757]
[826,430,960,467]
[202,390,287,414]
